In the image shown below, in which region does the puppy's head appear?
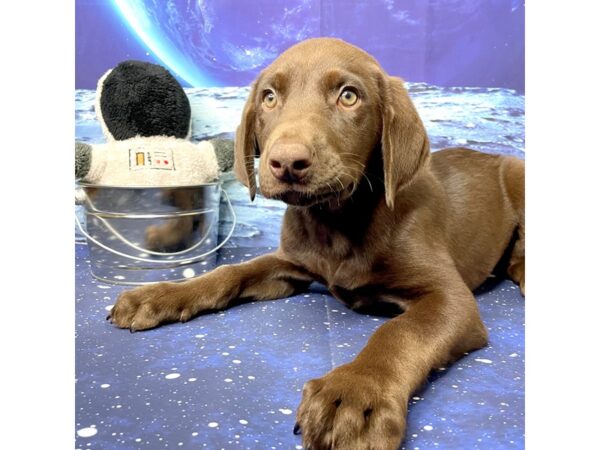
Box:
[234,38,429,208]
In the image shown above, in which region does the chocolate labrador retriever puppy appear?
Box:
[108,38,525,449]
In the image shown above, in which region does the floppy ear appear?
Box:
[381,76,430,209]
[234,82,260,201]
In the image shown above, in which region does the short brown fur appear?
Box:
[109,38,525,449]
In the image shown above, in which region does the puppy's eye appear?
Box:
[262,90,278,109]
[338,88,359,108]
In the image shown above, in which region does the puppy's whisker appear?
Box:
[334,177,343,206]
[363,173,374,193]
[365,170,385,185]
[337,170,361,190]
[339,156,367,170]
[325,181,335,196]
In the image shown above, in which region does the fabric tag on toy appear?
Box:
[129,148,176,171]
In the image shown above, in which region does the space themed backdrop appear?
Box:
[76,0,524,91]
[75,2,525,449]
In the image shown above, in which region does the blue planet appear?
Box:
[112,0,320,87]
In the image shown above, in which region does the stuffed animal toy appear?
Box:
[75,60,234,186]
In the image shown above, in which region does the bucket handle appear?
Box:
[76,186,218,256]
[89,211,217,257]
[75,189,237,265]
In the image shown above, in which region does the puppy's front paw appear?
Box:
[296,363,406,450]
[108,282,196,331]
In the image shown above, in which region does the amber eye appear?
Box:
[262,90,278,109]
[338,88,359,107]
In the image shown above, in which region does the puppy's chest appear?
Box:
[286,222,374,289]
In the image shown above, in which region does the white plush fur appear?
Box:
[94,68,115,142]
[82,136,219,187]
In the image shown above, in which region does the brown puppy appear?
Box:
[108,38,525,449]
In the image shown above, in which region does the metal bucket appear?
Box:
[75,183,235,285]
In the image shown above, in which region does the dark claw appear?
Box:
[293,422,301,435]
[129,327,136,334]
[106,314,111,321]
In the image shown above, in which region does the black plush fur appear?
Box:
[99,61,191,140]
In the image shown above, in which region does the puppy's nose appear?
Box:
[268,143,312,182]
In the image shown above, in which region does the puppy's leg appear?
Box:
[144,189,196,252]
[109,252,312,331]
[507,221,525,295]
[144,216,194,252]
[296,268,488,450]
[503,156,525,296]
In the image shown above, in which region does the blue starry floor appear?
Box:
[75,82,524,449]
[75,244,524,450]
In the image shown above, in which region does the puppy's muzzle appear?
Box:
[268,142,312,183]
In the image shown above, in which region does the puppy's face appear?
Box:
[253,41,383,206]
[235,38,430,209]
